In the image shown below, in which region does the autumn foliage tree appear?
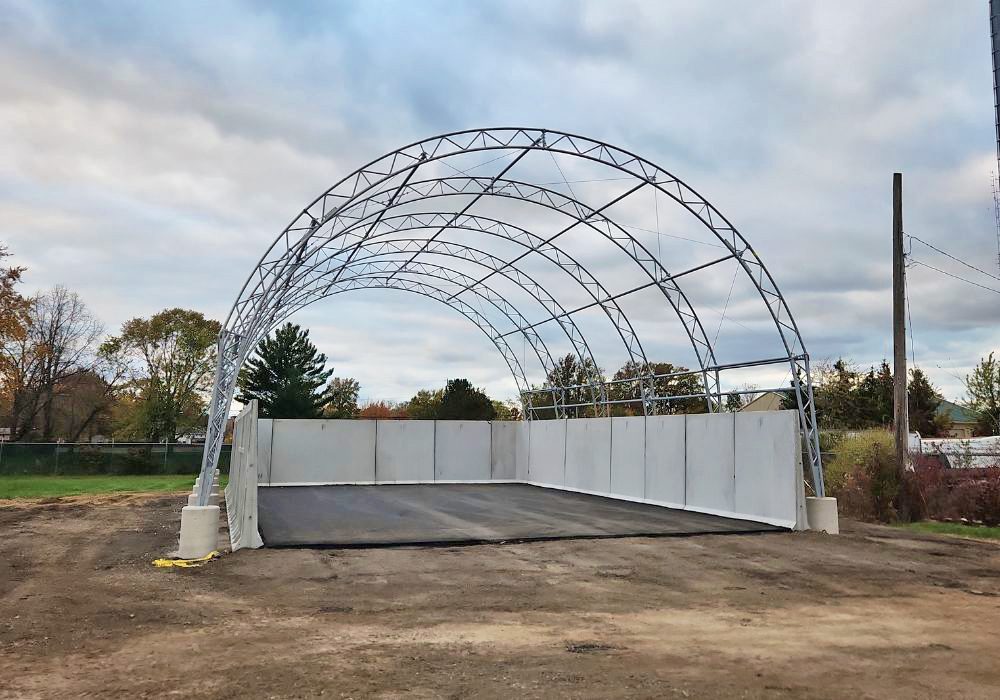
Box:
[323,377,360,418]
[0,243,27,344]
[1,286,118,440]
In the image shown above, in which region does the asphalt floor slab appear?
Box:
[256,482,781,546]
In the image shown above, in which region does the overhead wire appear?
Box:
[908,259,1000,295]
[906,234,1000,283]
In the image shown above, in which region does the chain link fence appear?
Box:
[0,442,232,476]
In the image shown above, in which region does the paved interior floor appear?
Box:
[256,483,781,546]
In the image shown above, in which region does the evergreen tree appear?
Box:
[908,367,943,437]
[437,378,495,420]
[855,361,893,427]
[237,323,333,418]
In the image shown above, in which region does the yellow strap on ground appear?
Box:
[152,551,220,568]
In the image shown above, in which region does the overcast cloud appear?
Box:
[2,0,999,404]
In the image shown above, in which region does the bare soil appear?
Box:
[1,492,999,699]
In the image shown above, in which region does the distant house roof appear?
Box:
[936,399,980,425]
[740,391,785,412]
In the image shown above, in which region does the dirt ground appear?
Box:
[1,493,999,699]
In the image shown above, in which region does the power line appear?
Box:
[908,258,1000,295]
[906,234,1000,283]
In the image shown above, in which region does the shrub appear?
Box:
[834,441,900,522]
[900,460,1000,526]
[824,429,893,494]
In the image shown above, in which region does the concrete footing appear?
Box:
[806,496,839,534]
[178,505,220,559]
[187,492,219,507]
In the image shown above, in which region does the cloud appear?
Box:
[1,0,998,405]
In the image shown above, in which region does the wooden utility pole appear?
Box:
[892,173,908,474]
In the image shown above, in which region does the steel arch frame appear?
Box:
[245,175,722,409]
[196,127,824,506]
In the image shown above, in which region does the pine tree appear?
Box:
[236,323,333,418]
[907,367,943,437]
[437,378,495,420]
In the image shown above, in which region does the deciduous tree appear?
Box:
[531,354,604,418]
[103,308,220,441]
[2,286,104,440]
[405,388,443,419]
[965,353,1000,436]
[0,243,27,346]
[323,377,360,418]
[608,360,706,416]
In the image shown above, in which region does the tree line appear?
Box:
[4,242,997,438]
[779,357,1000,437]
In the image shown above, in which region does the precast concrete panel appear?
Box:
[515,421,530,481]
[528,419,566,486]
[490,421,524,480]
[644,415,686,506]
[565,418,612,493]
[269,419,376,484]
[610,416,645,499]
[735,410,798,526]
[257,418,273,484]
[375,420,434,482]
[435,421,491,480]
[685,413,735,515]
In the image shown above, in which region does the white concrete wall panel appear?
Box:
[735,410,799,527]
[256,418,273,484]
[269,419,376,484]
[644,415,686,507]
[515,421,530,481]
[435,421,491,480]
[490,421,524,480]
[685,413,735,514]
[528,420,566,486]
[610,416,645,499]
[375,420,434,482]
[565,418,612,493]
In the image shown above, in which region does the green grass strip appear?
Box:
[0,475,228,500]
[893,521,1000,541]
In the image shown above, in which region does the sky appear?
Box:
[2,0,999,405]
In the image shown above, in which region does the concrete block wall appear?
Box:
[260,410,804,528]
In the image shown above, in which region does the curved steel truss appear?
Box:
[196,127,824,504]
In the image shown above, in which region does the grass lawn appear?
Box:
[894,521,1000,541]
[0,474,227,500]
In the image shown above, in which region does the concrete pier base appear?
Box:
[178,505,220,558]
[187,492,220,507]
[806,496,839,534]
